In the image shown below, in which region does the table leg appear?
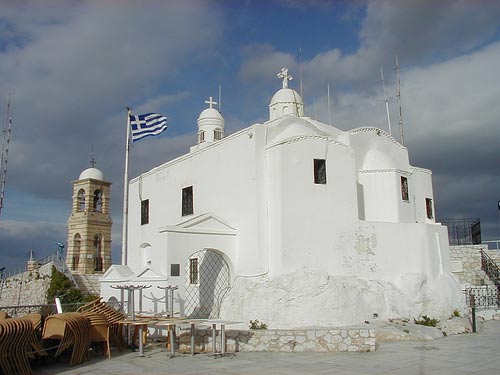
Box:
[190,323,195,356]
[221,324,226,355]
[212,323,217,353]
[138,325,144,356]
[169,325,175,358]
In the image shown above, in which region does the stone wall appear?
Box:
[449,245,491,285]
[178,327,376,353]
[0,262,53,307]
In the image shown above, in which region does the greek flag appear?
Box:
[129,113,168,142]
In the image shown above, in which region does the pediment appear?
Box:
[134,267,166,280]
[101,265,134,282]
[159,212,237,236]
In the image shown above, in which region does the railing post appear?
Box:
[470,293,476,333]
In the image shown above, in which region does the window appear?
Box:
[401,176,409,201]
[171,264,180,277]
[77,189,85,211]
[198,130,205,143]
[93,189,103,212]
[141,199,149,225]
[214,129,223,140]
[426,198,434,219]
[93,234,103,272]
[182,186,193,216]
[314,159,327,184]
[72,234,81,271]
[189,258,199,284]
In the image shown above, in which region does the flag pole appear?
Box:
[121,107,131,265]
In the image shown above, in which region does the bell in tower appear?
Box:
[66,160,112,275]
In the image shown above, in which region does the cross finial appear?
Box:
[205,96,217,109]
[277,67,293,89]
[90,145,96,168]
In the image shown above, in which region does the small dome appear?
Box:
[270,88,303,106]
[198,107,224,122]
[79,167,104,181]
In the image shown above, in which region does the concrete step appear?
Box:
[73,274,101,296]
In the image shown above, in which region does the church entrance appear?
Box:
[184,249,230,318]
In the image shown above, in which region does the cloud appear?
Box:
[0,0,223,201]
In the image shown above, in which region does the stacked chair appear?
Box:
[77,298,126,354]
[42,312,91,366]
[0,316,46,375]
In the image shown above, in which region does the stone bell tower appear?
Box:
[66,164,112,275]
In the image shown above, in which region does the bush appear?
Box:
[413,315,439,327]
[46,266,84,304]
[249,319,267,330]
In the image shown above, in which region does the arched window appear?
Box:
[72,234,81,271]
[93,234,103,271]
[77,189,85,211]
[93,189,103,212]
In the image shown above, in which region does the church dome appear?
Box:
[79,167,104,181]
[269,67,304,121]
[198,107,224,124]
[270,88,303,107]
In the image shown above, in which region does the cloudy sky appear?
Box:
[0,0,499,270]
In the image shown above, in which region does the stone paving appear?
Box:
[33,320,500,375]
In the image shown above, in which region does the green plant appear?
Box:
[413,315,439,327]
[46,266,84,304]
[249,319,267,330]
[452,309,461,318]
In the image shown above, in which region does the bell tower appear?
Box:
[66,164,112,274]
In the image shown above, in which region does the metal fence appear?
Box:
[441,218,481,246]
[0,301,123,318]
[465,285,500,309]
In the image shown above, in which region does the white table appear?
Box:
[206,320,242,357]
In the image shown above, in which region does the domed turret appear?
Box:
[79,167,105,181]
[269,67,304,121]
[196,96,224,147]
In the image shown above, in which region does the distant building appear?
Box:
[101,68,463,327]
[66,166,112,275]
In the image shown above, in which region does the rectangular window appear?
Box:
[198,130,205,143]
[401,176,409,201]
[214,129,223,140]
[189,258,199,284]
[314,159,327,184]
[426,198,434,219]
[182,186,193,216]
[141,199,149,225]
[170,264,180,277]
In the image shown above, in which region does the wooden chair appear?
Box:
[83,312,111,358]
[42,312,91,366]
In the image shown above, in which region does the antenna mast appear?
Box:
[380,66,392,136]
[0,94,13,216]
[395,53,405,145]
[327,83,332,126]
[299,47,303,99]
[218,84,222,113]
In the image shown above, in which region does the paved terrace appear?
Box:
[34,320,500,375]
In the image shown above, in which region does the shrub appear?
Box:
[249,319,267,330]
[413,315,439,327]
[46,266,84,304]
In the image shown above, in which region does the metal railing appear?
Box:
[0,301,123,318]
[481,250,500,287]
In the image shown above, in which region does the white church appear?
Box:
[100,68,464,328]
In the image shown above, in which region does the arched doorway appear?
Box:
[184,249,230,318]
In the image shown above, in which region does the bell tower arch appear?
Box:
[66,165,112,274]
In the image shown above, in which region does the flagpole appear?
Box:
[121,107,131,265]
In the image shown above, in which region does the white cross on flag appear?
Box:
[129,113,168,142]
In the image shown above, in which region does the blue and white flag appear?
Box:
[129,113,168,142]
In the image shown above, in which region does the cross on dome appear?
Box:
[205,96,218,109]
[277,67,293,89]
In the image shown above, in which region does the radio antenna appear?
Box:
[395,53,405,145]
[380,66,392,136]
